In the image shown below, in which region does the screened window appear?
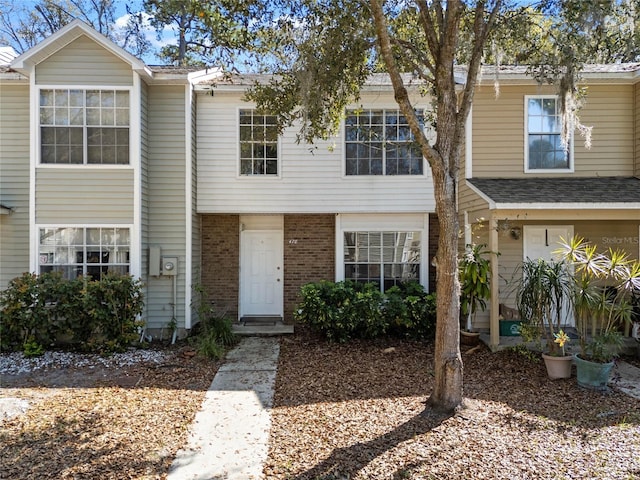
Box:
[345,109,423,175]
[526,96,570,170]
[39,227,130,279]
[40,89,129,165]
[239,109,278,175]
[344,231,421,291]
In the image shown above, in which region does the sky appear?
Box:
[4,0,176,64]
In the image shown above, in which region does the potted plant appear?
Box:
[515,257,574,378]
[541,329,573,379]
[557,236,640,390]
[459,243,492,345]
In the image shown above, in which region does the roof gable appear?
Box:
[10,19,151,80]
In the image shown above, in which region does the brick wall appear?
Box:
[200,214,240,320]
[283,214,335,323]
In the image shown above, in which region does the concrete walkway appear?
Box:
[167,337,280,480]
[611,361,640,400]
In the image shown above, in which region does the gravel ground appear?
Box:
[0,346,221,480]
[2,334,639,480]
[265,331,640,480]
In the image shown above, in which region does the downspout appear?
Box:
[171,274,178,344]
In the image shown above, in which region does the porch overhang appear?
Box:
[464,177,640,349]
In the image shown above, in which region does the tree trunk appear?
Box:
[426,163,463,412]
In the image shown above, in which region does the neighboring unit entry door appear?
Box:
[240,230,283,318]
[523,225,574,326]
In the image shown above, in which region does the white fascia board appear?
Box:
[494,202,640,211]
[188,68,223,84]
[465,180,496,209]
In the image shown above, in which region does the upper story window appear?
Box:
[40,89,129,165]
[526,96,570,171]
[345,109,424,176]
[239,109,278,176]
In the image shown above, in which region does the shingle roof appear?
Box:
[468,177,640,204]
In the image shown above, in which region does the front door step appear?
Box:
[241,316,281,326]
[234,316,294,336]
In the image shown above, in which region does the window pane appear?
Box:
[85,229,99,246]
[101,91,114,108]
[115,91,129,108]
[55,108,69,125]
[115,109,128,126]
[69,107,83,125]
[101,108,114,126]
[70,90,84,107]
[86,108,100,125]
[86,90,100,107]
[40,90,54,107]
[240,159,253,175]
[116,146,129,164]
[40,108,54,125]
[266,160,277,175]
[101,146,116,164]
[54,90,68,107]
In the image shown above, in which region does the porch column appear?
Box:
[489,214,500,349]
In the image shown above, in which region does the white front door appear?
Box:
[240,230,283,318]
[523,226,573,262]
[523,225,574,326]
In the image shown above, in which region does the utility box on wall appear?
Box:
[162,256,178,276]
[149,246,161,276]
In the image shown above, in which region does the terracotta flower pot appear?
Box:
[542,353,573,380]
[460,331,480,346]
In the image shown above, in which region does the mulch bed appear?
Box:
[2,333,639,480]
[265,330,640,480]
[0,346,220,480]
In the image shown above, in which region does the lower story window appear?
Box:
[39,227,130,279]
[344,231,421,291]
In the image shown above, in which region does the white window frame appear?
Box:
[524,95,574,173]
[335,214,429,292]
[237,108,280,178]
[37,225,132,279]
[343,108,426,176]
[37,86,132,167]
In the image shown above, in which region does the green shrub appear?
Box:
[294,280,436,342]
[0,272,144,354]
[191,285,238,359]
[385,283,437,339]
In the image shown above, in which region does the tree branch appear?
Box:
[369,0,441,168]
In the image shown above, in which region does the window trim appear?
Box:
[37,225,132,279]
[524,95,574,174]
[342,108,427,177]
[335,213,429,292]
[37,86,133,167]
[236,107,281,179]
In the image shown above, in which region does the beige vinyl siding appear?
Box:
[459,180,489,213]
[0,84,30,287]
[35,168,134,223]
[472,84,635,178]
[144,85,187,330]
[36,35,133,86]
[197,91,436,214]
